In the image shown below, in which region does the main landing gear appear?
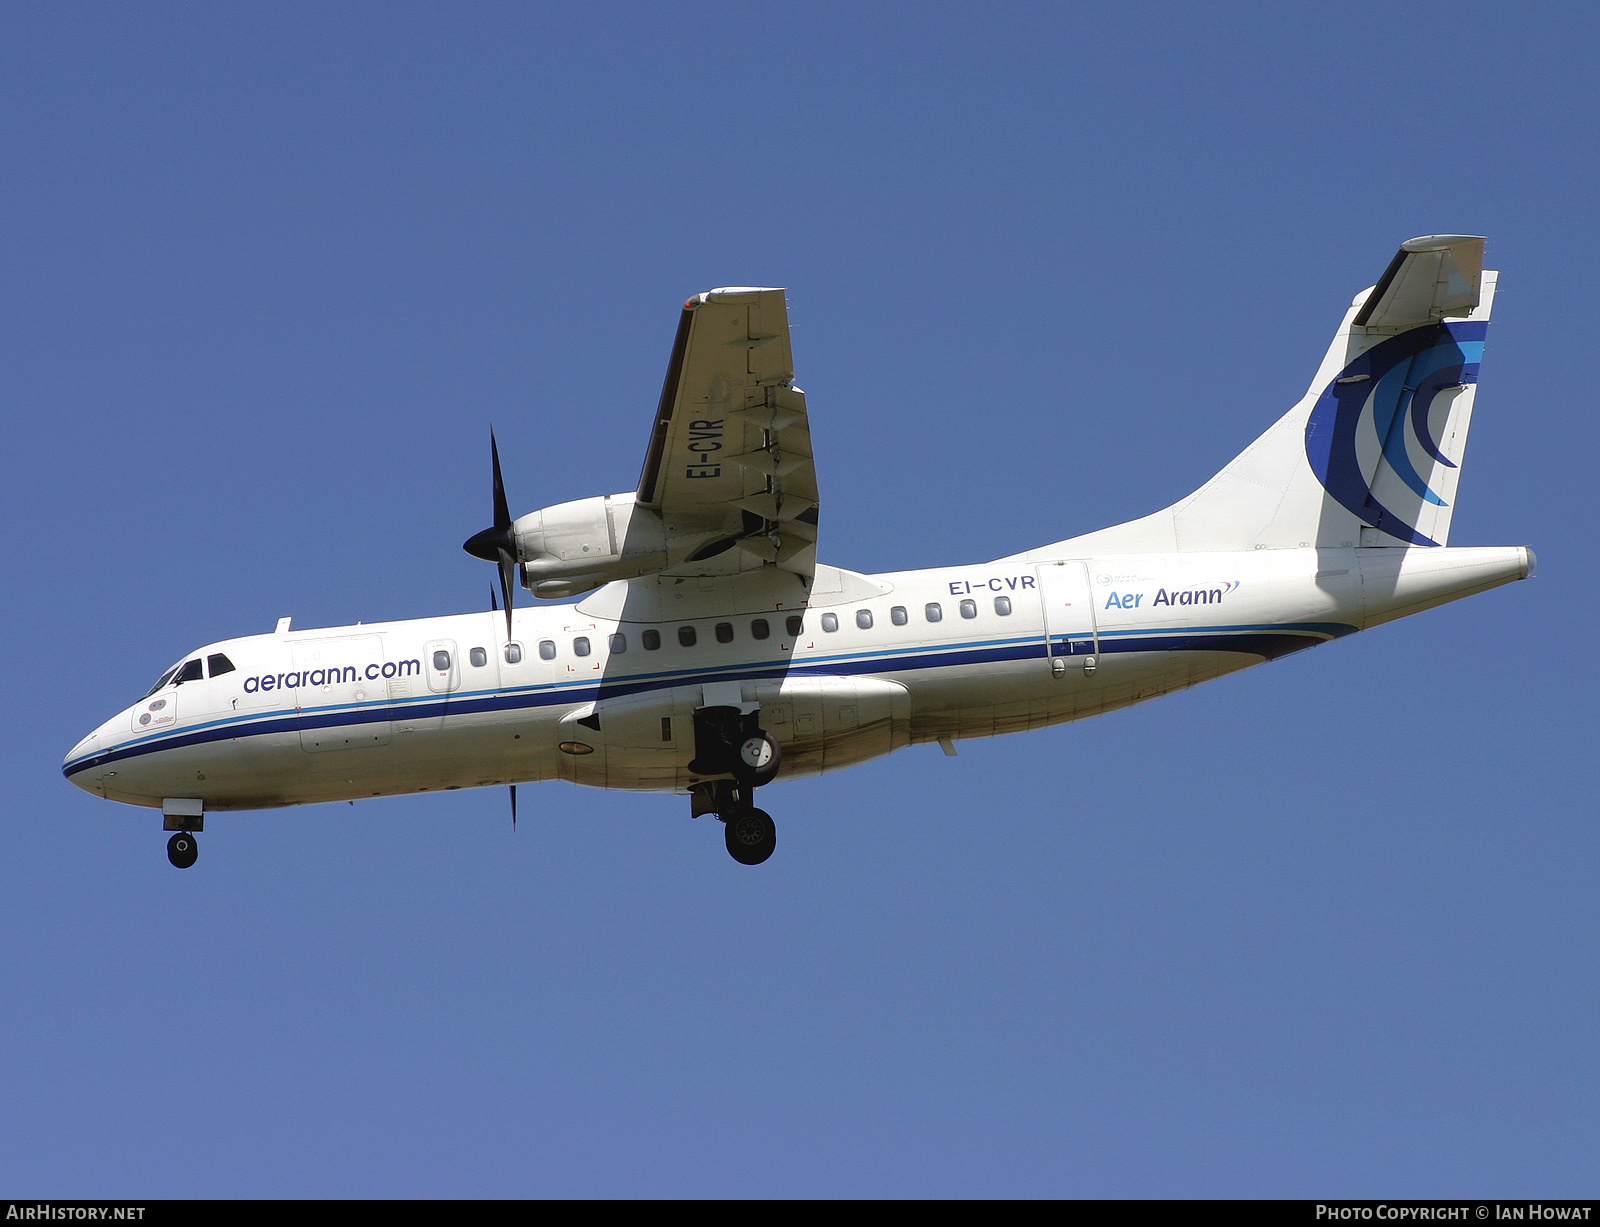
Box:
[691,780,778,866]
[724,807,776,865]
[166,831,198,869]
[689,706,782,865]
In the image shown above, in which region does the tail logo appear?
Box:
[1304,321,1485,546]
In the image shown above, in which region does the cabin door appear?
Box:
[1035,562,1099,667]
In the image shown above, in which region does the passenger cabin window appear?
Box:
[469,647,488,668]
[175,659,204,684]
[573,637,591,657]
[678,626,697,647]
[539,640,556,660]
[994,596,1012,616]
[432,650,452,671]
[751,618,770,640]
[890,606,908,626]
[609,633,627,653]
[960,599,977,619]
[642,629,661,651]
[504,643,523,664]
[715,622,734,644]
[206,653,235,677]
[821,613,839,633]
[785,615,803,637]
[925,602,943,622]
[856,609,873,630]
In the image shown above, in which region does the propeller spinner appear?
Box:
[463,429,518,640]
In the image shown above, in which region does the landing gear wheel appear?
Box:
[732,731,781,787]
[166,832,198,869]
[724,808,776,865]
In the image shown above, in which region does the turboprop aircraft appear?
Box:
[64,235,1533,868]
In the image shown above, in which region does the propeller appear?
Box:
[463,428,517,640]
[471,456,521,833]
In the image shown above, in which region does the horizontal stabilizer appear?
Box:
[1352,235,1485,330]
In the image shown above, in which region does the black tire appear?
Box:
[724,807,776,865]
[166,832,198,869]
[731,730,781,788]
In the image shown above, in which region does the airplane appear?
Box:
[63,235,1533,868]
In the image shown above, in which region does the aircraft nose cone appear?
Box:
[62,731,102,792]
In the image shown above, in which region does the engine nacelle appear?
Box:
[515,490,748,597]
[512,492,663,593]
[513,488,768,598]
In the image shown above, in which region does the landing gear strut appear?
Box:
[166,831,198,869]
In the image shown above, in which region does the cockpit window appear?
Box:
[207,653,236,677]
[143,665,181,699]
[174,659,204,684]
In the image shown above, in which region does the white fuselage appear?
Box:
[63,546,1530,813]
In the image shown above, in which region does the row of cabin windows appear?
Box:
[144,593,1017,698]
[452,616,812,666]
[446,599,1014,670]
[818,596,1011,632]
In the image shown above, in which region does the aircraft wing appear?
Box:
[636,287,818,579]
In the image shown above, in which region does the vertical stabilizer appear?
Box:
[1015,236,1495,559]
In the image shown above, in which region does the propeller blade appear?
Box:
[509,783,517,831]
[465,429,521,640]
[490,428,511,530]
[497,549,516,640]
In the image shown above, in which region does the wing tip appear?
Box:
[1400,234,1486,252]
[686,286,787,308]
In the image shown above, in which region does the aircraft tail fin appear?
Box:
[1018,235,1495,558]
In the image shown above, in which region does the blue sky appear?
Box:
[3,2,1596,1197]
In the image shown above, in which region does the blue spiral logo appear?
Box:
[1304,320,1485,546]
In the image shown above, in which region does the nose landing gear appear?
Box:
[166,831,198,869]
[162,804,203,869]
